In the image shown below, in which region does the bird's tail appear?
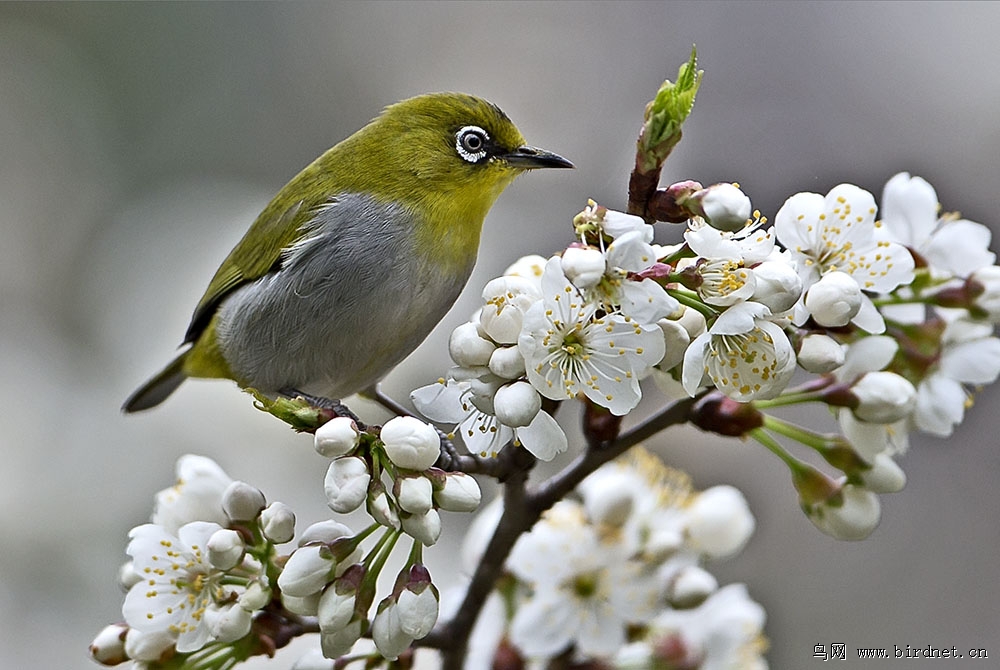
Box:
[122,350,188,413]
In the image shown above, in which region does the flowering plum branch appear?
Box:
[92,50,1000,670]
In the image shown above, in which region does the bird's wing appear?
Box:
[183,198,307,344]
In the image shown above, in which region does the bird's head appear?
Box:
[333,92,572,219]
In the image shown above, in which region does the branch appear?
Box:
[424,395,699,667]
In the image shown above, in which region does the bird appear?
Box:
[123,92,572,413]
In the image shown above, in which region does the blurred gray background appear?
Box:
[2,2,998,668]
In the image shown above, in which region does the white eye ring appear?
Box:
[456,126,489,163]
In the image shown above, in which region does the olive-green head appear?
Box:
[339,92,572,202]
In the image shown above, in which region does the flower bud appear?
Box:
[561,245,606,289]
[317,565,364,633]
[368,484,401,530]
[488,344,526,379]
[238,580,272,612]
[324,457,371,513]
[89,623,128,666]
[797,333,845,373]
[666,565,719,608]
[861,453,907,494]
[656,317,690,371]
[851,371,917,423]
[207,528,245,570]
[397,569,439,639]
[396,475,434,515]
[124,628,175,663]
[503,254,547,286]
[320,618,363,660]
[697,183,752,232]
[372,601,412,660]
[260,501,296,544]
[205,602,252,643]
[380,416,441,471]
[480,275,542,344]
[970,265,1000,321]
[222,481,266,522]
[685,485,755,558]
[281,592,320,617]
[804,271,862,327]
[493,381,541,427]
[401,508,442,546]
[277,545,334,597]
[807,484,881,540]
[297,520,353,547]
[434,472,482,513]
[118,561,142,590]
[314,416,361,458]
[449,321,496,367]
[675,304,707,339]
[750,260,802,313]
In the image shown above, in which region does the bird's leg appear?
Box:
[361,384,463,471]
[277,388,366,429]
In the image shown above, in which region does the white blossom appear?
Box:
[122,521,260,653]
[507,500,660,659]
[152,455,232,534]
[775,183,914,333]
[519,257,665,415]
[912,314,1000,436]
[621,584,768,670]
[881,172,994,278]
[682,301,796,401]
[480,275,544,344]
[411,378,567,461]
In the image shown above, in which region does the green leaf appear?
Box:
[638,46,703,172]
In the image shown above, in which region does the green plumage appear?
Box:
[124,92,571,413]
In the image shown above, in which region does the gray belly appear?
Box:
[215,194,472,398]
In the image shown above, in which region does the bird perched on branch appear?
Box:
[124,92,572,413]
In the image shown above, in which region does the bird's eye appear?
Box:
[456,126,490,163]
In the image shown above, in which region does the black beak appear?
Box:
[502,145,574,169]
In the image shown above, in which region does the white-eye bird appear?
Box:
[123,92,572,412]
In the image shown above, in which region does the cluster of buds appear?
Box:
[314,414,482,546]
